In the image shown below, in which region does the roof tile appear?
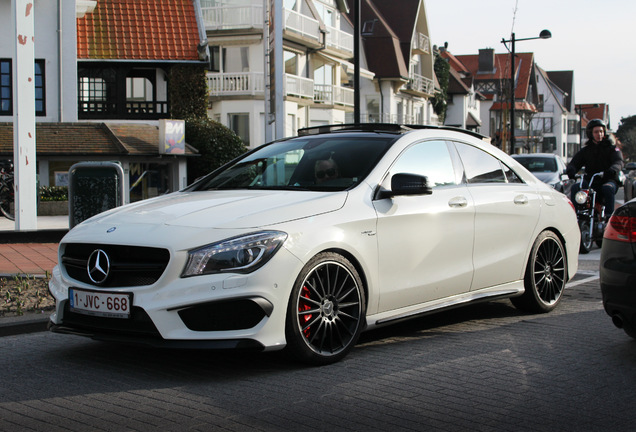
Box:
[0,123,197,157]
[77,0,201,61]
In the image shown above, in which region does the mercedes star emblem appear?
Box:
[87,249,111,284]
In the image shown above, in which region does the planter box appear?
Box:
[38,201,69,216]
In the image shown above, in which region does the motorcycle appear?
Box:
[572,171,607,254]
[0,161,14,221]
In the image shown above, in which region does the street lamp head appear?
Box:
[539,29,552,39]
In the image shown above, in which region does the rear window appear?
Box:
[516,157,557,172]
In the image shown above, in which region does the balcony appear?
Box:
[405,72,435,95]
[359,113,418,124]
[314,84,354,107]
[207,72,353,107]
[325,25,354,55]
[411,32,430,55]
[284,8,322,46]
[285,74,314,100]
[200,3,263,31]
[207,72,265,96]
[78,100,169,120]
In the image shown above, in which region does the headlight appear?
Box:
[182,231,288,277]
[575,190,588,205]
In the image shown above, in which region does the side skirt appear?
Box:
[365,281,524,329]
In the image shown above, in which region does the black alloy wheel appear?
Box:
[512,230,567,313]
[285,252,365,365]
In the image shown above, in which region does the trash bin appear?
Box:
[68,162,125,228]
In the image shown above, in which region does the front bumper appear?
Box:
[48,246,303,351]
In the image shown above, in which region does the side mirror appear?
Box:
[377,173,433,199]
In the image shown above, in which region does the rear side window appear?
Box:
[503,164,524,183]
[454,142,506,184]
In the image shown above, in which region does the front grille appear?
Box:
[61,301,161,338]
[62,243,170,287]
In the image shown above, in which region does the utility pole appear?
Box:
[13,0,38,230]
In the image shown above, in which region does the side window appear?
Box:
[502,163,524,183]
[455,142,506,184]
[389,140,457,188]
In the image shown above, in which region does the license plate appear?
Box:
[69,288,132,319]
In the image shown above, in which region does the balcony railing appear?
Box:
[325,24,354,55]
[207,72,265,96]
[406,72,435,95]
[314,84,354,106]
[285,74,314,99]
[200,3,263,31]
[207,72,353,107]
[284,8,321,42]
[367,113,418,124]
[78,100,169,120]
[412,32,430,54]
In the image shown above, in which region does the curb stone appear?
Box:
[0,312,50,337]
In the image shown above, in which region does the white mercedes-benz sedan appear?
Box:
[49,124,580,364]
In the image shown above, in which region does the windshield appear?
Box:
[516,157,557,173]
[187,135,396,192]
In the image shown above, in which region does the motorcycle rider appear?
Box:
[566,119,623,219]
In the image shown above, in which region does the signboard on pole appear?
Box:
[159,119,185,154]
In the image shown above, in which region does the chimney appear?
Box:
[478,48,495,73]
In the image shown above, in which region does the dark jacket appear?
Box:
[566,137,624,185]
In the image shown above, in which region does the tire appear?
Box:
[579,220,592,254]
[624,325,636,340]
[285,252,366,365]
[511,231,567,313]
[0,186,14,221]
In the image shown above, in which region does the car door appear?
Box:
[453,142,542,291]
[373,140,475,312]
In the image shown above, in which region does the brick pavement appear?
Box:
[0,242,58,276]
[1,273,632,432]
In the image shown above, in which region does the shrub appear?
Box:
[185,117,247,183]
[39,186,68,202]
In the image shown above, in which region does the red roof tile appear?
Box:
[454,52,535,101]
[77,0,201,61]
[0,123,197,157]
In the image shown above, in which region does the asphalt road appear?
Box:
[1,249,634,432]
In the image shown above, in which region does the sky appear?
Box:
[425,0,636,130]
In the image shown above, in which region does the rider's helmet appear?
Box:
[586,118,607,141]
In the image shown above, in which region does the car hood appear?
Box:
[72,190,348,231]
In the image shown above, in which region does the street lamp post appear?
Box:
[501,29,551,154]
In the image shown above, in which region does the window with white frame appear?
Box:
[1,58,46,116]
[531,117,553,133]
[314,1,336,26]
[229,113,250,146]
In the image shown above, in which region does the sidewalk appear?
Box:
[0,216,68,277]
[0,216,68,336]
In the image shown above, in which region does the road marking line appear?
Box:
[567,275,599,287]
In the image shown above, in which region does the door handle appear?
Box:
[448,196,468,208]
[514,195,528,205]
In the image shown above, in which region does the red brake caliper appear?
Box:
[299,285,313,338]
